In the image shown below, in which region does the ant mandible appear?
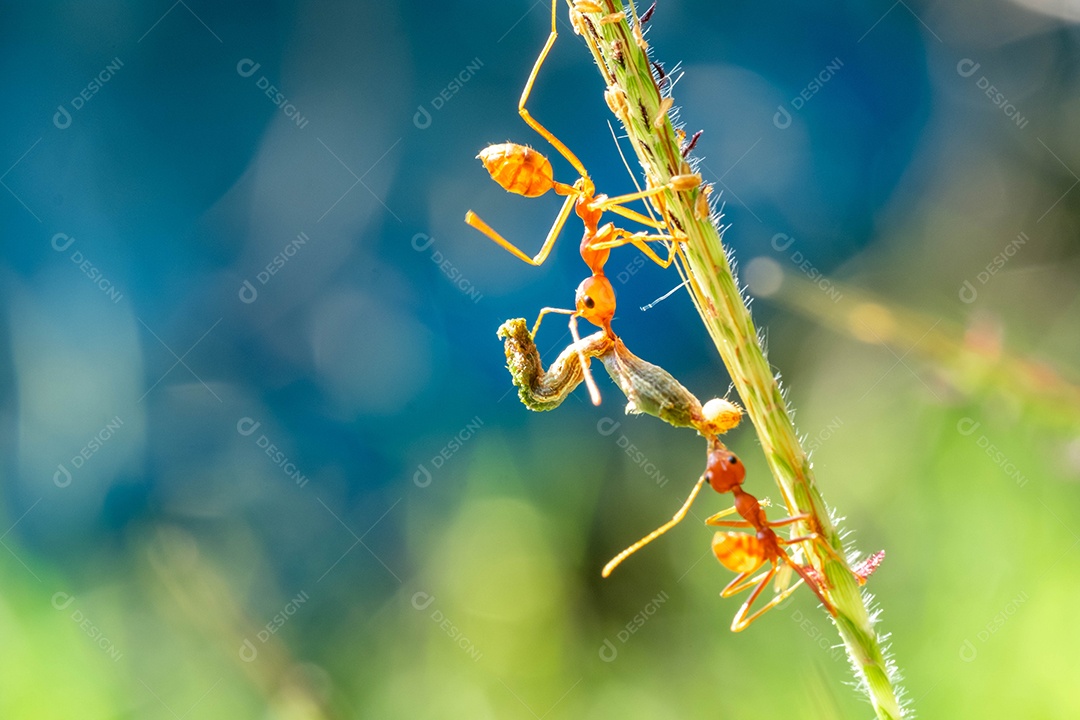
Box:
[464,0,700,405]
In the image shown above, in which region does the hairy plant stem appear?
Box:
[569,2,905,716]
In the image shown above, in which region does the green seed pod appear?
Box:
[599,338,703,429]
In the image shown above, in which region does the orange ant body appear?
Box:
[464,0,700,404]
[468,141,695,336]
[603,440,877,632]
[701,446,839,632]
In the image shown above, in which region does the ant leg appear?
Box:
[465,212,534,265]
[605,204,670,230]
[588,230,681,269]
[704,497,769,527]
[705,496,779,528]
[519,0,589,179]
[529,308,601,405]
[601,117,677,231]
[531,194,576,264]
[596,177,700,211]
[707,498,784,528]
[776,545,838,615]
[703,505,741,526]
[602,474,709,577]
[730,566,805,632]
[590,176,701,236]
[568,313,602,406]
[465,192,576,266]
[791,532,874,592]
[591,176,683,224]
[706,518,753,529]
[726,565,774,632]
[721,567,772,597]
[779,527,881,587]
[531,306,574,338]
[763,513,812,528]
[761,512,846,570]
[777,530,849,569]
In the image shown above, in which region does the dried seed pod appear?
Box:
[633,18,649,51]
[695,190,711,220]
[653,96,674,129]
[670,173,701,191]
[570,7,587,35]
[599,338,703,429]
[499,318,612,411]
[604,84,630,122]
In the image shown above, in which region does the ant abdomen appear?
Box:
[712,533,764,574]
[477,143,554,198]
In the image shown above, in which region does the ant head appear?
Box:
[575,276,616,330]
[705,449,745,493]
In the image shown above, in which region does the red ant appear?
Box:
[604,440,878,631]
[702,446,840,631]
[464,0,699,405]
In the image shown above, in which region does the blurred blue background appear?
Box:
[2,0,1079,717]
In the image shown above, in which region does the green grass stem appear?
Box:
[568,2,907,716]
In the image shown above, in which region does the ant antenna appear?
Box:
[604,125,697,314]
[641,279,689,312]
[603,474,708,577]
